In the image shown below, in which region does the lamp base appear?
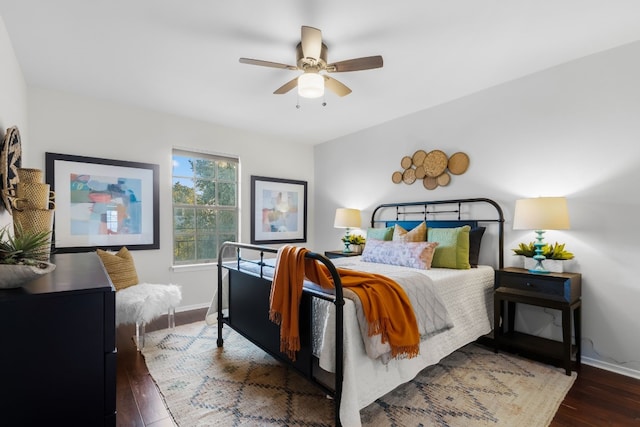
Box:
[342,228,352,253]
[529,230,550,274]
[528,260,550,274]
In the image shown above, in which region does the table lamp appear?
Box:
[334,208,361,253]
[513,197,570,274]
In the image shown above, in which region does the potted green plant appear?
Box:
[0,225,55,289]
[512,241,574,272]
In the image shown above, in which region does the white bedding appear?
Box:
[318,257,494,427]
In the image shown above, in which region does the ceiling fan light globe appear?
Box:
[297,73,324,98]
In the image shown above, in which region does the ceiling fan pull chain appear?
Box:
[296,92,301,109]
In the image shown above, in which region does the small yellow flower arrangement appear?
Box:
[342,234,366,245]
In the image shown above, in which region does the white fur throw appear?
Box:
[116,283,182,326]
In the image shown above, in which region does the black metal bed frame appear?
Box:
[216,242,345,425]
[216,198,504,426]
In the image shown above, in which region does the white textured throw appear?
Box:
[116,283,182,326]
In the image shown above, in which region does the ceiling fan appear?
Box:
[239,26,383,99]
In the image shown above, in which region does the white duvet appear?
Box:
[318,257,494,427]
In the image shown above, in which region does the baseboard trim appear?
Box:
[582,356,640,380]
[175,303,209,313]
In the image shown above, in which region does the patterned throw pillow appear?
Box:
[97,247,139,290]
[361,239,439,269]
[392,221,427,242]
[428,225,471,269]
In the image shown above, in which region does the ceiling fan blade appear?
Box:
[324,76,352,97]
[301,26,322,62]
[239,58,297,70]
[327,55,383,72]
[273,77,299,94]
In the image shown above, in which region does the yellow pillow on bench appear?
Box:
[97,247,139,291]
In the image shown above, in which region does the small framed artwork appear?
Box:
[45,152,160,253]
[251,175,307,244]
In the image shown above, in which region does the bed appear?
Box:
[214,198,504,426]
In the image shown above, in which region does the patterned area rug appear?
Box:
[141,321,576,426]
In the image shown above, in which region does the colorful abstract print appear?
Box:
[69,173,142,236]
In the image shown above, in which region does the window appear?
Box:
[172,149,239,265]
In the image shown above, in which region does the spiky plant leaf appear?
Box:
[0,224,52,264]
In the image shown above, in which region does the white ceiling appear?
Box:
[2,1,640,145]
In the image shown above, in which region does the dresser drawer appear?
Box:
[495,269,581,303]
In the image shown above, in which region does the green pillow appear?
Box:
[428,225,471,269]
[367,226,394,241]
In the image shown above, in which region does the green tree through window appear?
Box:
[172,150,238,265]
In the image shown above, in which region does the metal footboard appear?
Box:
[216,242,345,426]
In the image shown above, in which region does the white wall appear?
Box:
[26,87,315,309]
[314,41,640,378]
[0,16,28,228]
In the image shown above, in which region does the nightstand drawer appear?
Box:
[499,274,566,297]
[495,268,581,303]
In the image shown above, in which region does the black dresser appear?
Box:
[0,252,116,426]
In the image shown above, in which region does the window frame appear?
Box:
[171,149,239,266]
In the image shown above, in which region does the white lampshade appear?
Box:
[513,197,570,230]
[334,208,361,229]
[298,73,324,98]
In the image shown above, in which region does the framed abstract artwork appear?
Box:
[250,175,307,244]
[45,152,159,253]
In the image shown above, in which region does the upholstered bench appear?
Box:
[97,247,182,350]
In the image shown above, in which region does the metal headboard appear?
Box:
[371,198,505,268]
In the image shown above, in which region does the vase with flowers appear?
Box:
[341,234,366,254]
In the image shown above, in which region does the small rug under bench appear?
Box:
[141,321,576,426]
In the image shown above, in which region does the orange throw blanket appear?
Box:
[269,245,420,361]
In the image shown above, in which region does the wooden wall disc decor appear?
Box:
[423,149,448,177]
[400,156,413,169]
[412,149,427,166]
[393,148,470,188]
[436,171,451,186]
[448,152,469,175]
[423,176,438,190]
[402,168,416,184]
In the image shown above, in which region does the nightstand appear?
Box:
[494,267,581,375]
[324,250,361,259]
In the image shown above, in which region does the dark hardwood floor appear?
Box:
[117,308,640,426]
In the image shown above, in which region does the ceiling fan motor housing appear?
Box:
[296,42,328,71]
